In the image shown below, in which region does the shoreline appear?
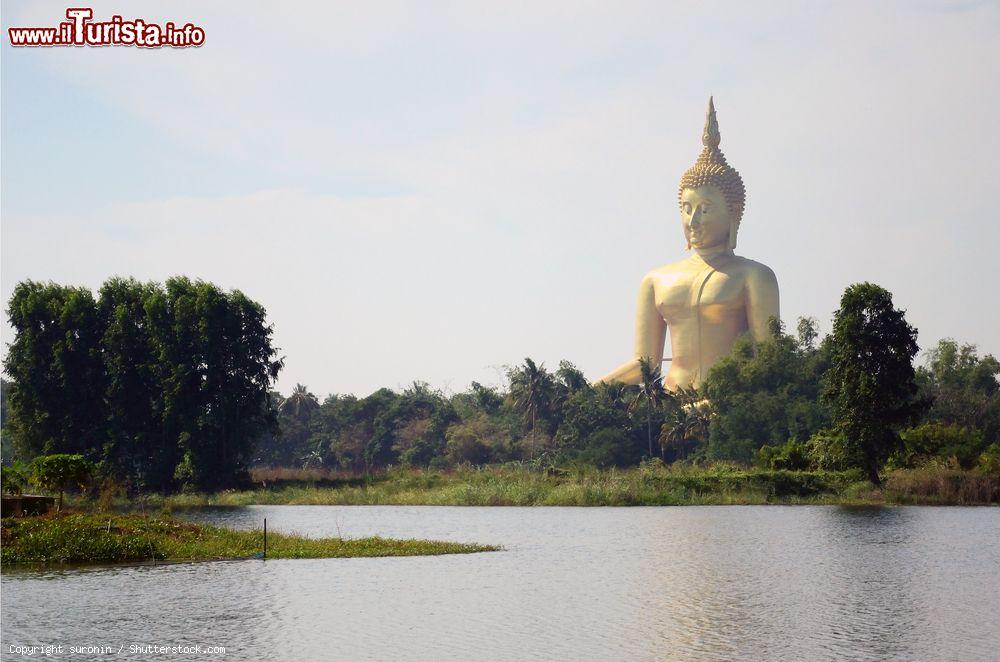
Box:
[101,466,1000,509]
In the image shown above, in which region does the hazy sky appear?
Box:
[2,1,998,398]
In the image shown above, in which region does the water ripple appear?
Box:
[3,506,998,661]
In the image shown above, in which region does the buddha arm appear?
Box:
[746,264,780,341]
[597,275,666,385]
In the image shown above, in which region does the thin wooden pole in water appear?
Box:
[263,518,267,560]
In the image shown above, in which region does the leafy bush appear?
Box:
[2,462,29,495]
[806,429,857,471]
[755,439,812,470]
[978,444,1000,474]
[562,427,634,468]
[894,423,988,470]
[444,413,511,466]
[555,387,630,450]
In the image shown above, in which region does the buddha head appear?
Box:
[678,97,745,251]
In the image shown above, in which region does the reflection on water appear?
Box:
[3,506,998,661]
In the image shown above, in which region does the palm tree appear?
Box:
[596,381,629,408]
[629,357,667,458]
[279,383,320,421]
[662,387,710,461]
[508,358,556,451]
[555,360,589,400]
[299,446,325,470]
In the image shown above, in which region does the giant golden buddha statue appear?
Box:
[599,98,779,390]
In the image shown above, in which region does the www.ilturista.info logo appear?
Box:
[8,8,205,48]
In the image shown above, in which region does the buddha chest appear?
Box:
[652,263,747,325]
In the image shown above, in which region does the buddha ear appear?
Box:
[728,220,739,250]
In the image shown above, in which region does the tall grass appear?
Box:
[156,464,883,507]
[884,468,1000,505]
[68,465,998,510]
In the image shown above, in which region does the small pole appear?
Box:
[263,518,267,560]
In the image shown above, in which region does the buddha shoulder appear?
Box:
[717,257,779,305]
[728,256,777,288]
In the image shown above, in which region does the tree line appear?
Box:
[2,278,282,492]
[259,283,999,485]
[3,279,998,492]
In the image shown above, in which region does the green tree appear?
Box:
[330,384,458,470]
[2,462,29,495]
[313,393,371,472]
[916,339,999,441]
[629,357,667,458]
[98,278,163,487]
[824,283,922,485]
[30,454,95,510]
[556,360,588,395]
[796,316,819,350]
[554,360,588,421]
[701,317,831,463]
[556,382,643,466]
[508,358,557,455]
[444,415,492,465]
[280,384,321,420]
[324,388,396,471]
[895,422,987,470]
[556,384,628,450]
[4,282,106,459]
[450,381,504,421]
[250,390,286,466]
[273,384,322,467]
[1,379,15,464]
[158,278,283,491]
[469,382,503,415]
[6,277,283,492]
[570,427,634,468]
[384,383,457,467]
[660,388,710,462]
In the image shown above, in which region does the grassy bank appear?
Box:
[0,512,498,569]
[134,465,1000,508]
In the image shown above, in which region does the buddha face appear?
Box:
[680,185,733,250]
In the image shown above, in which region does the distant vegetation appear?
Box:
[153,464,998,507]
[2,279,998,499]
[247,284,998,487]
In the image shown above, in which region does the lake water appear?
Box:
[2,506,999,661]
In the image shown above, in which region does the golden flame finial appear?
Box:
[702,96,721,149]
